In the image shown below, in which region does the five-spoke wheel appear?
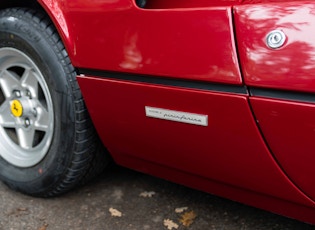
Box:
[0,48,54,167]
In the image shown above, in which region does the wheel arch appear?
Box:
[0,0,76,66]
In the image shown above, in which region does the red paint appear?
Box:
[39,0,242,85]
[36,0,315,224]
[250,97,315,202]
[78,76,315,208]
[234,2,315,93]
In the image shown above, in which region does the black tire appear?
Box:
[0,8,109,197]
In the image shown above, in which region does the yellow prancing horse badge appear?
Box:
[11,100,23,117]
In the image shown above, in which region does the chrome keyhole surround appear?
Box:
[266,30,286,49]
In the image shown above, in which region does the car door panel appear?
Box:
[78,75,315,207]
[40,0,242,84]
[234,2,315,93]
[59,0,315,208]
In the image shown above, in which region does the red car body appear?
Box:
[32,0,315,224]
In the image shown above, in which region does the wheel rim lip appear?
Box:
[0,47,54,168]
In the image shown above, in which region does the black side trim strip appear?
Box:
[250,87,315,104]
[78,69,248,95]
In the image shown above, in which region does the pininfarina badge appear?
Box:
[145,106,208,126]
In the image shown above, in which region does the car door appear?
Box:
[42,0,314,206]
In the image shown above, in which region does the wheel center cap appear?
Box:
[11,100,23,117]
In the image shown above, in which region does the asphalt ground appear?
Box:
[0,165,315,230]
